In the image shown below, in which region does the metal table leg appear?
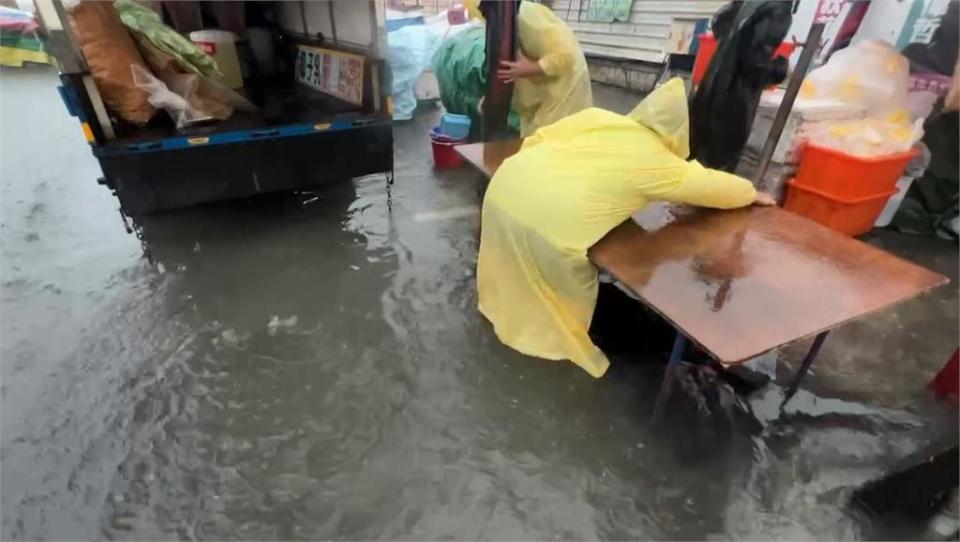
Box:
[780,331,829,408]
[650,331,687,424]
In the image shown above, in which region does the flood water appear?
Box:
[2,68,958,540]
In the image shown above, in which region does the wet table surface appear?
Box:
[455,139,524,178]
[459,139,950,364]
[589,207,949,363]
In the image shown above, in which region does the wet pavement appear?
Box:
[2,67,958,540]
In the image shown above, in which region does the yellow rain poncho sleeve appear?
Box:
[478,78,756,378]
[512,2,592,137]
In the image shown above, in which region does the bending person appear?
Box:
[477,78,775,378]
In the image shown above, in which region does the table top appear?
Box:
[455,139,523,178]
[588,207,949,363]
[457,140,949,364]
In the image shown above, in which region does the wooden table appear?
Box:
[457,140,949,414]
[456,139,523,178]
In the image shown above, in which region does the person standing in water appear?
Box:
[467,0,593,137]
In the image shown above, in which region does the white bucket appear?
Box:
[190,29,244,89]
[875,176,914,227]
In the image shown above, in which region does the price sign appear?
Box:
[295,45,365,106]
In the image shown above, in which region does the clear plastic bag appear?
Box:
[803,116,924,157]
[799,40,924,157]
[802,40,910,116]
[131,64,221,128]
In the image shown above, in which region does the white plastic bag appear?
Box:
[131,64,213,128]
[631,202,679,231]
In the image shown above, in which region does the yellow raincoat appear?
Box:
[477,78,757,378]
[513,2,592,137]
[465,0,592,136]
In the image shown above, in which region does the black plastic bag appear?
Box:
[689,1,792,171]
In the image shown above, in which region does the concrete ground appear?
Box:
[1,66,957,540]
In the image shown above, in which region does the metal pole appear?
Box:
[780,330,829,408]
[329,1,339,45]
[752,22,825,185]
[650,332,687,424]
[299,1,308,36]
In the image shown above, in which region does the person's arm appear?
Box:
[532,33,575,78]
[643,159,772,209]
[497,47,574,82]
[498,52,544,83]
[498,6,576,82]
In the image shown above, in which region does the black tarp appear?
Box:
[689,1,792,171]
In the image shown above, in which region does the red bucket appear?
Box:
[430,128,466,168]
[431,138,465,168]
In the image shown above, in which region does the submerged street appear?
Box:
[2,67,958,540]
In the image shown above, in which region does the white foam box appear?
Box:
[745,90,866,164]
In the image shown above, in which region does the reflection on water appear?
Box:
[2,69,958,540]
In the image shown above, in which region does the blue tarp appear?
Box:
[387,25,442,120]
[386,15,424,32]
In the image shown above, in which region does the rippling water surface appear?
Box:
[2,68,957,540]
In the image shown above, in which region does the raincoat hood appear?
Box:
[627,77,690,159]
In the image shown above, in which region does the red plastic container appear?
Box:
[930,350,959,402]
[431,137,465,168]
[795,143,919,200]
[692,33,795,87]
[784,179,896,236]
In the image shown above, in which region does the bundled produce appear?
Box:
[114,0,221,79]
[113,0,254,128]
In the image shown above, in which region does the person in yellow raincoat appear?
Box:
[477,78,775,378]
[467,0,592,137]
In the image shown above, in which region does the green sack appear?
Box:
[431,25,519,136]
[114,0,221,79]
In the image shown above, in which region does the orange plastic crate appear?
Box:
[784,179,896,236]
[795,143,918,200]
